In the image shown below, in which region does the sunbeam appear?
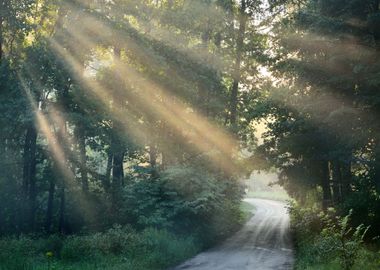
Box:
[44,5,245,174]
[18,73,98,225]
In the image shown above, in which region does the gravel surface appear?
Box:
[170,198,294,270]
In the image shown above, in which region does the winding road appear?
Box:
[171,198,294,270]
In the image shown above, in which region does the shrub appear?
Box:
[320,211,369,270]
[290,203,374,270]
[0,226,202,270]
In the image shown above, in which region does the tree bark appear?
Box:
[110,45,125,193]
[199,20,211,116]
[22,125,38,231]
[0,0,4,61]
[374,145,380,193]
[331,160,342,204]
[321,160,332,210]
[45,177,55,233]
[149,143,158,178]
[149,143,157,169]
[104,152,113,191]
[228,0,247,129]
[56,77,71,234]
[341,156,352,198]
[112,151,124,190]
[0,11,3,61]
[77,125,88,193]
[58,186,65,234]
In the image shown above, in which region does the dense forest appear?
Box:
[0,0,380,269]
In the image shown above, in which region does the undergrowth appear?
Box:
[290,203,380,270]
[0,226,200,270]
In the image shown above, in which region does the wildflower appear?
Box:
[46,251,53,258]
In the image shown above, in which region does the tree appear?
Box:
[251,0,380,232]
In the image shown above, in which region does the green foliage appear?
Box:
[122,164,245,246]
[138,228,199,268]
[0,226,200,270]
[290,204,379,270]
[252,0,380,248]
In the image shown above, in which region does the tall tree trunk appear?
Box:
[149,143,158,178]
[112,151,124,190]
[56,80,70,234]
[228,0,247,129]
[374,145,380,193]
[45,177,55,233]
[321,160,332,210]
[0,0,4,62]
[0,12,3,61]
[110,45,125,193]
[58,186,65,234]
[111,149,124,218]
[149,143,157,169]
[104,152,113,191]
[28,130,37,231]
[341,157,352,198]
[22,125,38,231]
[341,164,351,195]
[77,126,88,193]
[199,22,211,116]
[331,160,342,204]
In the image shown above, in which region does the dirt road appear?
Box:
[171,198,294,270]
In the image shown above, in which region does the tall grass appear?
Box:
[0,201,254,270]
[0,226,200,270]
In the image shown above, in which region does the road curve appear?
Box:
[170,198,294,270]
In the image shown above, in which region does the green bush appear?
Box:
[122,164,244,247]
[0,226,201,270]
[0,164,245,270]
[291,204,379,270]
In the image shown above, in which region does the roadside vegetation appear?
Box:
[290,203,380,270]
[0,165,248,270]
[0,197,252,270]
[240,200,256,222]
[0,227,199,270]
[0,0,259,269]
